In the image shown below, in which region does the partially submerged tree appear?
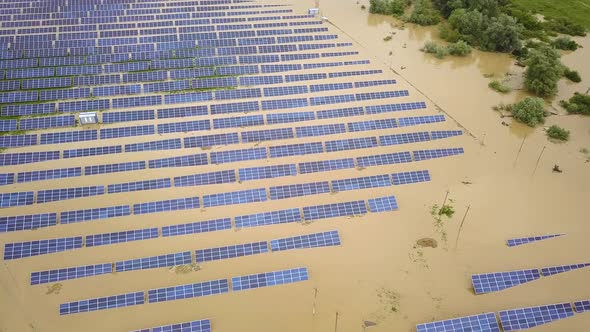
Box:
[524,45,563,97]
[511,97,545,126]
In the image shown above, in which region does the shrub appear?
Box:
[369,0,407,16]
[439,24,462,42]
[544,18,586,37]
[446,40,471,55]
[546,125,570,141]
[564,68,581,82]
[488,80,511,93]
[383,35,393,41]
[560,93,590,115]
[551,36,579,51]
[511,97,545,126]
[480,14,523,52]
[407,0,440,26]
[421,41,448,58]
[524,44,564,97]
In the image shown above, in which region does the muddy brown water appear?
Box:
[1,0,589,331]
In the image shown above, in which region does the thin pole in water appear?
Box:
[531,146,546,178]
[334,312,339,332]
[513,134,527,167]
[454,205,471,249]
[439,190,450,214]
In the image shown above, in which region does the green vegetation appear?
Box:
[551,36,579,51]
[511,97,546,126]
[446,40,472,55]
[524,44,563,97]
[407,0,440,25]
[369,0,408,16]
[421,40,471,58]
[563,68,582,83]
[0,129,28,136]
[421,40,448,58]
[488,80,512,93]
[512,0,590,30]
[546,125,570,141]
[560,93,590,115]
[383,35,393,41]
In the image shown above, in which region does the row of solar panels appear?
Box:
[3,195,398,259]
[31,230,341,285]
[0,166,428,209]
[59,266,308,315]
[131,318,210,332]
[1,0,256,8]
[416,300,590,332]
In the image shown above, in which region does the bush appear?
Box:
[369,0,407,16]
[439,24,462,42]
[407,0,440,26]
[551,36,579,51]
[544,18,586,37]
[488,80,511,93]
[560,93,590,115]
[564,68,581,82]
[446,40,471,55]
[524,44,563,97]
[546,125,570,141]
[511,97,545,126]
[480,14,523,52]
[421,41,448,58]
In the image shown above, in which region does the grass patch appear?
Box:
[488,80,512,93]
[551,36,580,50]
[512,0,590,30]
[546,125,570,141]
[0,129,28,136]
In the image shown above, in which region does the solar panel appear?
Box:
[356,151,413,167]
[392,170,431,185]
[0,173,14,186]
[267,111,315,124]
[316,106,364,120]
[270,231,341,252]
[162,218,232,237]
[196,241,268,263]
[0,191,34,208]
[296,123,346,138]
[310,94,355,106]
[332,175,392,192]
[20,115,76,130]
[431,130,463,140]
[325,137,378,152]
[499,303,574,331]
[263,85,308,97]
[0,151,60,166]
[2,103,55,117]
[540,262,590,276]
[148,279,229,303]
[133,197,200,215]
[100,125,155,139]
[472,269,541,294]
[184,133,240,148]
[115,251,192,272]
[1,91,38,103]
[17,167,81,183]
[102,110,155,123]
[0,213,57,233]
[270,142,324,158]
[149,154,208,169]
[413,148,465,161]
[232,267,308,291]
[63,145,122,159]
[506,234,564,247]
[354,79,396,88]
[85,161,145,176]
[40,130,98,145]
[242,128,294,142]
[368,196,399,213]
[59,99,109,113]
[4,237,83,260]
[574,300,590,313]
[0,119,17,132]
[398,115,445,127]
[235,208,301,228]
[157,105,209,119]
[31,263,112,285]
[143,319,211,332]
[213,115,264,129]
[210,101,260,115]
[348,118,398,132]
[203,188,267,207]
[174,170,236,187]
[60,291,144,315]
[210,147,267,164]
[0,134,37,148]
[379,132,430,146]
[365,102,426,114]
[61,205,131,224]
[298,158,355,174]
[108,178,171,194]
[86,228,159,247]
[125,138,182,152]
[310,82,353,93]
[416,312,500,332]
[303,200,367,221]
[270,181,331,200]
[37,186,105,203]
[261,97,308,110]
[239,164,297,181]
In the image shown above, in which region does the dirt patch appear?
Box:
[416,238,438,248]
[45,283,62,295]
[169,263,200,274]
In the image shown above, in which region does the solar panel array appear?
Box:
[416,312,500,332]
[499,303,575,331]
[472,269,541,295]
[506,234,564,247]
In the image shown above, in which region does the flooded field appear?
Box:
[1,0,589,331]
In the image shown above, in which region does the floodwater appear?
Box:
[1,1,589,332]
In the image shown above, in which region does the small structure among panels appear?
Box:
[506,234,564,247]
[498,303,575,331]
[416,312,500,332]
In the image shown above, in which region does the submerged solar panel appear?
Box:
[125,138,182,152]
[115,251,192,272]
[4,237,83,260]
[144,319,211,332]
[416,312,500,332]
[196,241,268,263]
[332,175,392,192]
[133,197,200,215]
[239,164,296,181]
[303,200,367,221]
[0,213,57,233]
[162,218,232,237]
[413,148,464,161]
[325,137,378,152]
[108,178,171,194]
[392,170,431,185]
[575,300,590,313]
[235,208,301,228]
[540,262,590,276]
[356,151,413,167]
[86,228,159,247]
[506,234,564,247]
[210,147,267,164]
[174,170,236,187]
[270,181,330,200]
[270,231,341,252]
[379,132,430,146]
[60,291,145,315]
[31,263,112,285]
[149,154,208,169]
[298,158,355,174]
[184,133,240,148]
[499,303,574,331]
[85,161,146,175]
[232,267,308,291]
[60,205,131,224]
[37,186,105,203]
[203,188,267,207]
[269,142,323,158]
[147,279,229,303]
[368,196,398,213]
[472,269,541,294]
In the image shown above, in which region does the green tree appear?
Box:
[448,8,487,44]
[511,97,545,126]
[564,68,581,82]
[560,93,590,115]
[481,14,523,52]
[524,45,563,97]
[369,0,407,15]
[551,36,579,51]
[446,40,472,55]
[546,125,570,141]
[408,0,441,26]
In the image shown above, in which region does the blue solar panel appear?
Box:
[416,312,500,332]
[574,300,590,313]
[413,148,465,161]
[157,106,209,119]
[398,115,445,127]
[507,234,565,247]
[303,200,367,221]
[115,251,192,272]
[232,267,308,291]
[332,175,392,192]
[266,111,315,124]
[86,228,159,247]
[235,208,301,228]
[325,137,378,152]
[348,118,398,132]
[0,119,17,132]
[354,79,396,88]
[242,128,294,142]
[270,231,341,251]
[102,110,155,123]
[148,278,229,303]
[85,161,145,176]
[379,132,431,146]
[0,134,37,148]
[158,119,212,134]
[164,92,213,105]
[270,142,324,158]
[356,151,413,167]
[365,102,427,114]
[0,191,34,208]
[316,106,364,120]
[162,218,232,237]
[210,147,267,164]
[196,241,268,263]
[174,170,236,187]
[63,145,122,159]
[213,115,264,129]
[472,269,541,294]
[499,303,574,331]
[40,130,98,145]
[431,130,463,140]
[37,186,105,203]
[392,170,431,185]
[61,205,130,225]
[134,197,200,215]
[148,319,211,332]
[310,94,355,106]
[239,164,296,181]
[296,124,346,138]
[540,262,590,276]
[125,138,182,152]
[31,263,112,285]
[0,173,14,186]
[270,181,330,200]
[20,115,76,130]
[0,213,57,233]
[184,133,240,148]
[149,154,208,169]
[4,237,83,260]
[261,97,308,110]
[1,103,55,116]
[298,158,355,174]
[100,125,155,139]
[0,151,60,166]
[108,178,171,194]
[203,188,267,207]
[368,196,399,212]
[310,82,353,93]
[16,167,81,183]
[60,291,145,315]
